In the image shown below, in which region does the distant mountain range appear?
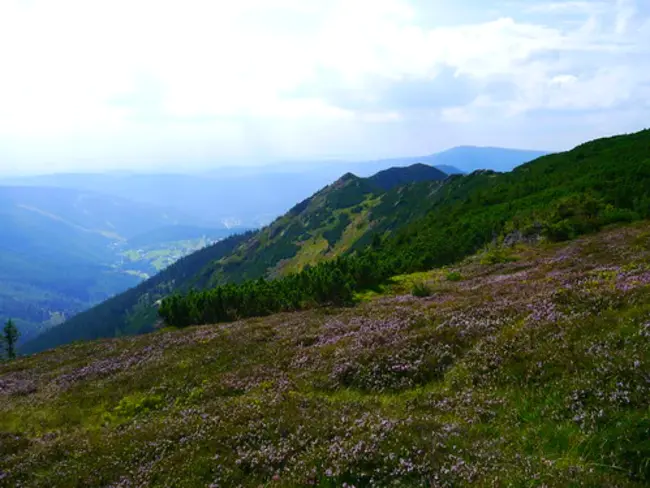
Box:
[2,146,547,228]
[339,146,548,176]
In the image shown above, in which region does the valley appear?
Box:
[0,186,237,344]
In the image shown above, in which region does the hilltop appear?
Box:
[2,222,649,486]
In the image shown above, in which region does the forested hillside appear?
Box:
[154,130,650,329]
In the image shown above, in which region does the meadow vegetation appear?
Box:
[2,223,650,486]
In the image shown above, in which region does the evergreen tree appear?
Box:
[3,319,19,360]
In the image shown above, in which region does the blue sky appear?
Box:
[0,0,648,174]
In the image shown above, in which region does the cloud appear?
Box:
[0,0,648,174]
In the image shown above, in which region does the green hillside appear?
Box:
[150,129,650,332]
[21,165,449,353]
[2,222,650,486]
[201,167,448,285]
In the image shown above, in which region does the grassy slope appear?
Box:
[204,174,445,286]
[2,222,650,487]
[201,174,383,285]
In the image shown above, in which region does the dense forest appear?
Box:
[159,130,650,328]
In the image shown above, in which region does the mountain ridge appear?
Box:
[20,163,450,352]
[1,146,545,227]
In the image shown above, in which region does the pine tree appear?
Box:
[3,319,19,360]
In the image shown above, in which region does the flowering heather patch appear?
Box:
[2,223,650,487]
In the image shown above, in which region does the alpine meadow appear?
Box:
[2,0,650,486]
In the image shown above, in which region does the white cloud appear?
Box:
[0,0,648,174]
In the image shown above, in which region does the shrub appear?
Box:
[111,393,164,421]
[480,247,517,265]
[411,281,433,297]
[446,271,462,282]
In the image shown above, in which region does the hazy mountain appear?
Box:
[2,146,544,228]
[0,186,195,240]
[425,146,549,172]
[341,146,547,176]
[0,186,235,343]
[0,172,330,228]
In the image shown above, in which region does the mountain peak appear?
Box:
[367,163,447,191]
[333,172,360,186]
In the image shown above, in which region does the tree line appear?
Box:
[159,252,389,327]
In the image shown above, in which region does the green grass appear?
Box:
[3,223,650,486]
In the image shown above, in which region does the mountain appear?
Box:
[0,187,233,343]
[3,221,650,486]
[23,129,650,354]
[367,163,448,190]
[425,146,549,172]
[5,130,650,486]
[341,146,547,176]
[21,164,450,353]
[2,147,543,228]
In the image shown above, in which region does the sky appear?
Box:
[0,0,649,175]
